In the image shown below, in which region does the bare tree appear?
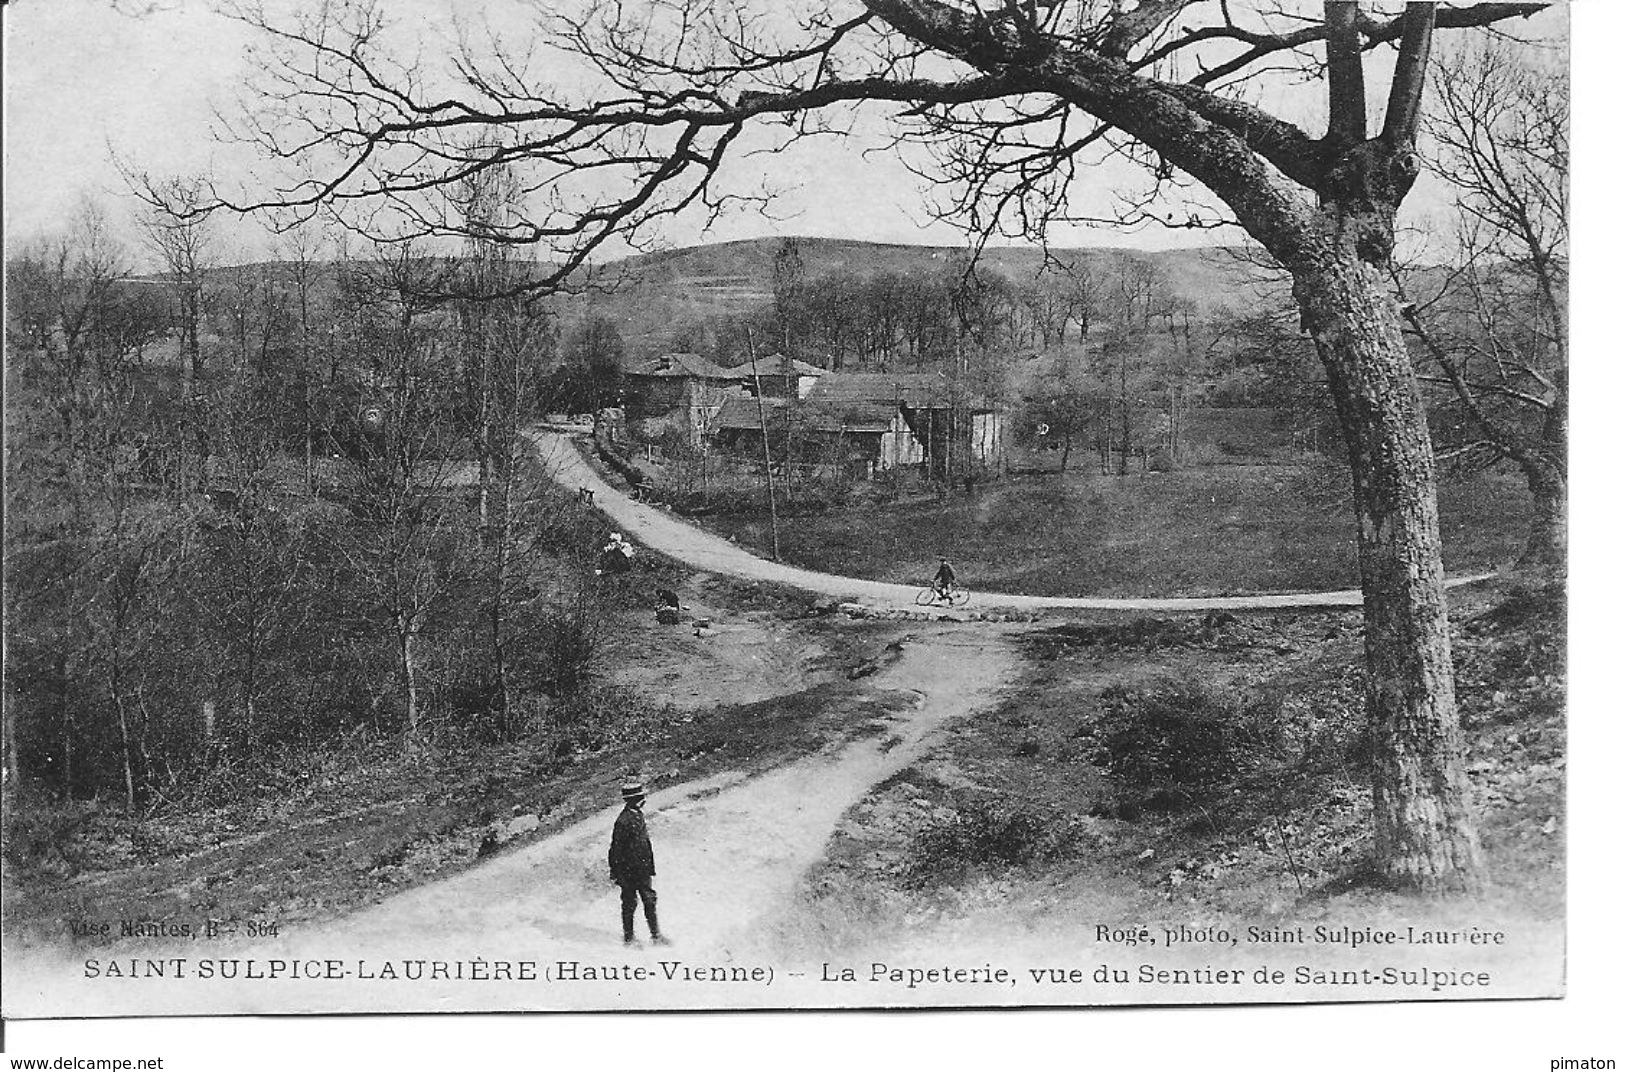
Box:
[1024,265,1077,352]
[559,317,625,412]
[90,483,190,808]
[1153,295,1218,468]
[772,236,808,357]
[128,173,218,496]
[1068,257,1101,346]
[455,160,522,541]
[1023,347,1099,472]
[1402,36,1566,568]
[1097,254,1168,474]
[129,173,213,391]
[191,382,312,743]
[452,162,567,732]
[473,315,561,735]
[281,223,330,493]
[8,201,142,511]
[216,0,1556,888]
[337,242,461,745]
[5,200,197,803]
[211,264,291,377]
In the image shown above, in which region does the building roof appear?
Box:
[624,352,747,381]
[807,372,999,411]
[715,394,777,431]
[719,354,826,381]
[711,370,1004,434]
[713,393,896,435]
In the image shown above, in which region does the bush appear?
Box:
[1207,369,1270,408]
[541,601,597,697]
[1091,678,1283,799]
[437,660,514,739]
[2,795,103,874]
[904,799,1085,886]
[548,683,651,733]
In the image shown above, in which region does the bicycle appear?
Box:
[916,581,971,608]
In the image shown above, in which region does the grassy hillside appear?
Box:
[615,236,1271,300]
[579,237,1285,355]
[186,237,1288,363]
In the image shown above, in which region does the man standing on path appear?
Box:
[609,779,666,947]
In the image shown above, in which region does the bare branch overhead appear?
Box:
[213,0,1551,295]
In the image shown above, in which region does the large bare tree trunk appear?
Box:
[1296,246,1483,890]
[1517,380,1567,570]
[1403,307,1567,574]
[1520,461,1566,570]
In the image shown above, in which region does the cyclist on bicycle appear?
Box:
[932,557,958,601]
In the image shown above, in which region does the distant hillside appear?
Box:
[612,235,1260,287]
[176,237,1293,363]
[574,236,1290,357]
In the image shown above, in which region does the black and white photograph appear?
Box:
[0,0,1604,1062]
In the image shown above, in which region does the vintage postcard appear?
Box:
[3,0,1569,1025]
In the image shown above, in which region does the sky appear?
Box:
[0,0,1573,269]
[2,0,1068,264]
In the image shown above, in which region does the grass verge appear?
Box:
[793,580,1564,956]
[699,464,1531,597]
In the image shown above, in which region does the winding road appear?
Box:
[10,629,1022,1016]
[527,427,1494,614]
[5,429,1507,1017]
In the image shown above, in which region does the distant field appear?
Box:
[701,464,1531,598]
[570,236,1273,356]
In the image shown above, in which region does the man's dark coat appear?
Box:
[609,805,655,882]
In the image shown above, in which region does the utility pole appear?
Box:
[745,328,781,561]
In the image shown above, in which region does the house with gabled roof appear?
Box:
[730,353,825,400]
[712,391,924,477]
[804,372,1008,474]
[623,352,750,440]
[711,369,1008,477]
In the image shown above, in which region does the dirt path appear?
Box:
[328,630,1012,951]
[596,575,827,709]
[9,630,1018,1015]
[528,428,1493,613]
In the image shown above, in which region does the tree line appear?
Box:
[672,240,1103,377]
[3,179,626,806]
[669,239,1339,476]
